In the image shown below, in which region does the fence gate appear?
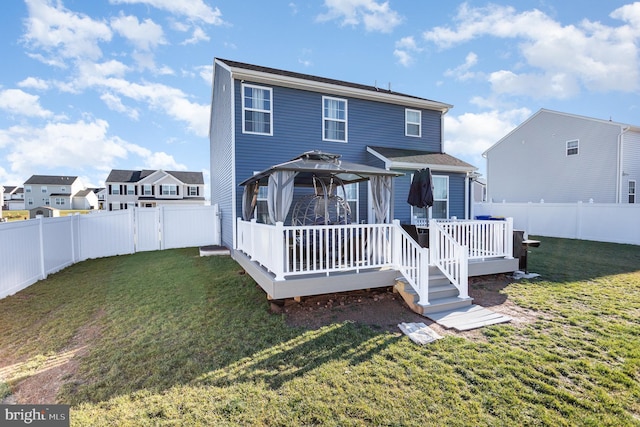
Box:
[135,208,161,251]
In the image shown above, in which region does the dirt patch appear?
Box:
[280,274,541,339]
[2,309,104,404]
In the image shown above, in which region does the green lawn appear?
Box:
[0,237,639,426]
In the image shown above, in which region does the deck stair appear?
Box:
[394,266,473,315]
[394,266,512,331]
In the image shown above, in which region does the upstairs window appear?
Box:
[188,186,199,196]
[55,198,65,205]
[323,96,347,142]
[44,198,50,206]
[41,186,48,193]
[566,139,579,156]
[143,184,152,196]
[242,84,272,135]
[629,180,636,204]
[405,109,421,137]
[126,184,136,195]
[111,185,120,195]
[160,185,177,196]
[25,186,32,193]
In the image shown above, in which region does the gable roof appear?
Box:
[106,169,204,185]
[367,146,476,173]
[25,175,79,185]
[216,58,452,113]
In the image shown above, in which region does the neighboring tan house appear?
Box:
[105,169,205,211]
[23,175,98,210]
[3,186,25,210]
[484,109,640,203]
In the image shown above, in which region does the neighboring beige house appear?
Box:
[2,186,25,210]
[105,169,206,210]
[23,175,99,210]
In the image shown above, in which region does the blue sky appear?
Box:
[1,0,639,197]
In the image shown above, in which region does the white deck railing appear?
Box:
[392,220,430,305]
[429,220,469,299]
[434,218,514,260]
[236,217,514,303]
[237,219,396,280]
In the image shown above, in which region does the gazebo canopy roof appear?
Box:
[239,150,403,187]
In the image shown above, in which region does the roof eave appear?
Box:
[228,67,452,113]
[389,161,476,173]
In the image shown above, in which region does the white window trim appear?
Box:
[410,174,449,220]
[405,109,422,138]
[126,184,135,195]
[629,180,636,204]
[322,96,348,143]
[242,83,273,136]
[340,182,359,223]
[188,186,198,196]
[161,184,177,196]
[566,139,579,156]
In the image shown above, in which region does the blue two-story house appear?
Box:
[209,58,516,315]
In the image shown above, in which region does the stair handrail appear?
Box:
[392,220,430,305]
[429,220,469,299]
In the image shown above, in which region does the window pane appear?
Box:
[407,123,420,136]
[324,121,345,141]
[433,177,448,199]
[246,111,271,133]
[407,110,420,123]
[432,201,447,219]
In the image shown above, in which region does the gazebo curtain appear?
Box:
[267,170,298,224]
[241,181,260,221]
[371,175,392,223]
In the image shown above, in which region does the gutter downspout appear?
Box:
[617,126,629,204]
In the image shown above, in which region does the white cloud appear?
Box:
[100,92,140,120]
[444,52,479,81]
[423,2,640,98]
[443,108,532,174]
[109,0,225,25]
[393,36,421,67]
[181,26,210,45]
[17,77,49,90]
[0,119,185,179]
[317,0,402,33]
[110,14,166,51]
[195,65,213,84]
[0,89,53,118]
[96,78,210,137]
[23,0,112,62]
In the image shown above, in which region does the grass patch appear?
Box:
[1,240,639,426]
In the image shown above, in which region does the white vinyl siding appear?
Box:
[405,109,421,137]
[242,84,272,135]
[322,96,347,142]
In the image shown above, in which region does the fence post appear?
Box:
[37,216,46,280]
[505,217,514,259]
[158,206,164,251]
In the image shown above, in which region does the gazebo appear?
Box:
[238,150,403,226]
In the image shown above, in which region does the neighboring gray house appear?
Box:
[484,109,640,203]
[23,175,98,210]
[3,186,25,210]
[105,169,206,211]
[73,189,99,210]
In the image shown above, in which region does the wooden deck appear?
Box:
[233,249,518,307]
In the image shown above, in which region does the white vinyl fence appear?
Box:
[474,202,640,246]
[0,205,221,299]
